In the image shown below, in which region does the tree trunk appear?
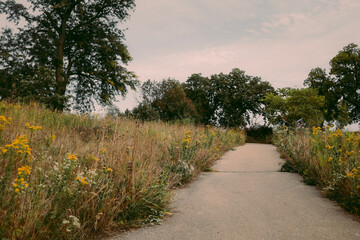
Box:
[55,19,67,111]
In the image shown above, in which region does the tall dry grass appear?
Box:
[274,126,360,215]
[0,101,245,239]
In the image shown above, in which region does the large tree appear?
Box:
[139,79,197,122]
[0,0,137,111]
[184,69,274,127]
[304,68,350,126]
[305,43,359,124]
[183,73,215,124]
[262,88,325,127]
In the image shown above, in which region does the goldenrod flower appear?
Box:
[80,177,89,185]
[18,166,31,175]
[25,123,42,130]
[66,153,78,161]
[99,148,106,154]
[0,115,10,124]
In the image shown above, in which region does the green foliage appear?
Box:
[262,88,325,127]
[132,103,160,122]
[0,0,137,111]
[138,79,197,122]
[274,127,360,215]
[184,68,274,127]
[305,43,359,125]
[183,73,215,125]
[245,125,273,144]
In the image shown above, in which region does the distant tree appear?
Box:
[304,68,350,126]
[106,105,122,118]
[183,74,214,124]
[210,68,274,127]
[305,43,359,124]
[184,69,274,127]
[330,43,360,122]
[0,0,137,111]
[262,88,325,127]
[131,103,160,122]
[139,79,197,122]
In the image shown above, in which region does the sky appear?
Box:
[1,0,360,119]
[115,0,360,112]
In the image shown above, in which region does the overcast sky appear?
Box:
[114,0,360,110]
[1,0,360,113]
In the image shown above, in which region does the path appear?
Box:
[110,144,360,240]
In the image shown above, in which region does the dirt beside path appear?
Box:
[109,144,360,240]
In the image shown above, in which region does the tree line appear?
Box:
[0,1,359,128]
[125,43,359,128]
[127,68,274,128]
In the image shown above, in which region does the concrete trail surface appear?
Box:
[110,144,360,240]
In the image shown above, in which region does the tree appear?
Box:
[139,79,197,122]
[305,43,359,124]
[183,74,214,124]
[262,88,325,127]
[131,103,160,122]
[304,68,350,126]
[0,0,137,111]
[210,68,274,127]
[330,43,360,122]
[183,69,274,127]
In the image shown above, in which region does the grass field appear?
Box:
[0,101,245,240]
[274,126,360,215]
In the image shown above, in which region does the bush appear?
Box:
[245,125,273,144]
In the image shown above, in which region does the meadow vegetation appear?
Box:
[274,126,360,215]
[0,101,245,240]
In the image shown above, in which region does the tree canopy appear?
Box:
[138,79,197,122]
[262,88,325,127]
[305,43,359,124]
[0,0,137,111]
[184,68,274,127]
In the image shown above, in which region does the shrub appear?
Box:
[245,125,273,144]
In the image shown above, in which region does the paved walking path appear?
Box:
[111,144,360,240]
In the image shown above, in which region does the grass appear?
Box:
[0,101,245,240]
[274,126,360,215]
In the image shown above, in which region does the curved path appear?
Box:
[111,144,360,240]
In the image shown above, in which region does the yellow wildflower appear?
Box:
[105,168,113,173]
[80,177,89,185]
[25,123,42,131]
[18,166,31,175]
[336,129,342,136]
[99,148,106,154]
[66,153,78,161]
[0,115,10,124]
[14,188,19,193]
[0,147,7,154]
